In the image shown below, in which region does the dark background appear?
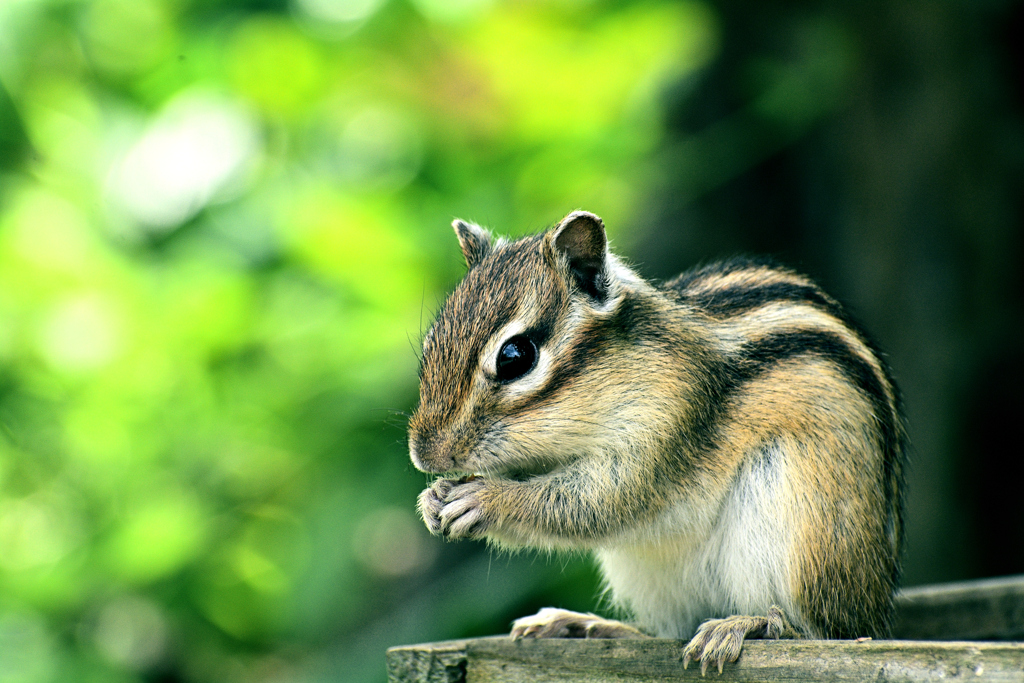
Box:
[637,0,1024,586]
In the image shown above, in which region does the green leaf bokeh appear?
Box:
[0,1,716,681]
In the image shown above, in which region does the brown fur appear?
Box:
[408,211,906,667]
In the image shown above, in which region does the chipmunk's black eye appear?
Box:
[496,336,537,382]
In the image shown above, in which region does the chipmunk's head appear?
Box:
[408,210,649,477]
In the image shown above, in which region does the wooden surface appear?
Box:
[387,575,1024,682]
[388,638,1024,682]
[388,638,471,683]
[893,574,1024,640]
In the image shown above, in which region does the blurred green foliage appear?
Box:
[0,1,718,681]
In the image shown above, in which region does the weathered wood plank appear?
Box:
[387,638,471,683]
[389,638,1024,682]
[387,575,1024,682]
[471,639,1024,682]
[894,574,1024,640]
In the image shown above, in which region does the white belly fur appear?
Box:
[596,443,809,638]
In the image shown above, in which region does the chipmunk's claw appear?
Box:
[681,606,794,676]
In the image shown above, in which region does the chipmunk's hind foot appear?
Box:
[510,608,649,639]
[682,605,799,675]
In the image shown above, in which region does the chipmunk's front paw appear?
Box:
[417,476,489,539]
[417,478,452,536]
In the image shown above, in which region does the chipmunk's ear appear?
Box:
[549,210,608,301]
[452,219,493,268]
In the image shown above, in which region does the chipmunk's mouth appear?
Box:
[475,459,562,482]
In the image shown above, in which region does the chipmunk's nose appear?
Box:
[408,429,454,473]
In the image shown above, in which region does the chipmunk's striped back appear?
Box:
[664,256,904,558]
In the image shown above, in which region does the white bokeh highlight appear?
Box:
[107,90,260,232]
[293,0,388,25]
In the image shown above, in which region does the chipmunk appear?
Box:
[408,210,905,674]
